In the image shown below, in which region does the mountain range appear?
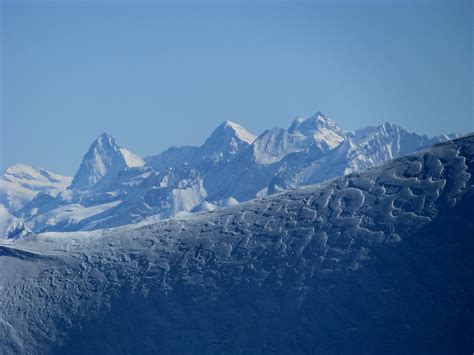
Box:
[0,134,472,352]
[0,112,460,236]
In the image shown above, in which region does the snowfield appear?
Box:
[0,134,472,353]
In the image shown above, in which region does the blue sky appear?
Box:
[1,0,473,175]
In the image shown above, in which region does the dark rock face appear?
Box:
[0,135,473,354]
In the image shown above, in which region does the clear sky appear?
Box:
[1,0,473,176]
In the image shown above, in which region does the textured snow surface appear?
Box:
[26,200,123,232]
[0,135,473,353]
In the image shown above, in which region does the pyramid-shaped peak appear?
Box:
[196,120,256,163]
[99,131,112,139]
[93,132,119,148]
[208,120,256,145]
[70,133,143,190]
[221,120,239,129]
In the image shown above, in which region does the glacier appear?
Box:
[0,134,472,353]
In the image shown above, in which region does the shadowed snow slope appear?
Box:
[0,135,473,353]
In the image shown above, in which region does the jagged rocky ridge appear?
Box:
[0,134,472,353]
[0,112,461,234]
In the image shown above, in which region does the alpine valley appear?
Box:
[0,112,460,237]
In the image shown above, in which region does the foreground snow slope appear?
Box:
[0,135,473,353]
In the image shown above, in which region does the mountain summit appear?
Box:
[200,120,256,163]
[147,120,256,170]
[70,133,144,190]
[288,112,346,150]
[0,164,71,212]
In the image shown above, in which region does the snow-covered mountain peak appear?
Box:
[70,133,144,190]
[288,112,346,150]
[89,132,119,153]
[146,121,256,171]
[4,163,36,176]
[3,163,65,183]
[251,113,348,166]
[1,163,71,188]
[200,120,256,160]
[207,120,256,145]
[94,132,117,149]
[289,112,339,132]
[223,120,256,144]
[0,164,72,212]
[97,131,112,139]
[379,122,403,135]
